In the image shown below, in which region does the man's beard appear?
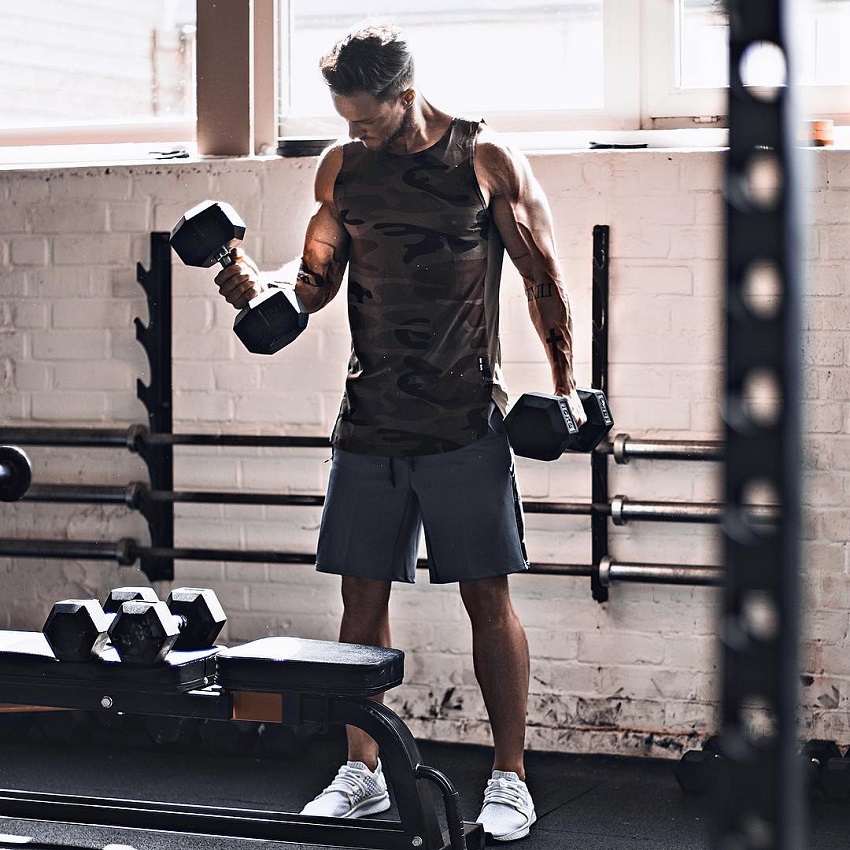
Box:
[376,108,413,152]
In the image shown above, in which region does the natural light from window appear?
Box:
[679,0,850,89]
[280,0,603,134]
[1,0,196,130]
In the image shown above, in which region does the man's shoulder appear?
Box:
[473,126,524,193]
[314,141,347,199]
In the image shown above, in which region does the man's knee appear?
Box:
[459,575,516,624]
[341,575,392,614]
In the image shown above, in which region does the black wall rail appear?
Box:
[18,483,779,527]
[0,536,722,589]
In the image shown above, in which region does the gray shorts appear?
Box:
[315,428,528,584]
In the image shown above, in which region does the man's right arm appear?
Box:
[293,143,350,313]
[214,144,350,314]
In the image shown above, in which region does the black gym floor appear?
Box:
[0,729,848,850]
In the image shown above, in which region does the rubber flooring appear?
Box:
[0,722,847,849]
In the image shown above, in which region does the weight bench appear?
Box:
[0,631,483,850]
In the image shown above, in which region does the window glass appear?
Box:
[1,0,196,128]
[281,0,603,127]
[678,0,850,90]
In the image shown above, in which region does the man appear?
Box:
[214,21,585,842]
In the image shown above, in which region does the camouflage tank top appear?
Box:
[331,117,508,457]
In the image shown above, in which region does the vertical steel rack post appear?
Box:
[591,225,610,603]
[134,232,175,582]
[720,2,804,848]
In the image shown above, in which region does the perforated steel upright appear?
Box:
[721,2,805,848]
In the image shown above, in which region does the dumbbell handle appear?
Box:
[213,247,237,269]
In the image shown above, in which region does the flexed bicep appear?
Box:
[295,144,351,313]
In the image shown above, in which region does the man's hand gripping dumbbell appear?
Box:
[169,200,308,355]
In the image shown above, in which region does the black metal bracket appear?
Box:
[590,224,611,603]
[134,232,175,582]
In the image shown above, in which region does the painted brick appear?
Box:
[10,236,49,266]
[12,300,49,329]
[10,361,51,391]
[31,201,109,233]
[53,360,133,391]
[30,390,106,420]
[108,202,152,232]
[49,169,133,200]
[7,174,50,202]
[30,329,109,360]
[2,200,29,233]
[1,148,849,759]
[52,234,133,266]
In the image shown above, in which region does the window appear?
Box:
[647,0,850,126]
[1,0,196,145]
[279,0,850,137]
[279,0,640,136]
[4,1,850,157]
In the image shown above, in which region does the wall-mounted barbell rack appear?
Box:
[0,227,753,598]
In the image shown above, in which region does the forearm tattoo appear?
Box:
[525,281,554,302]
[297,263,327,288]
[545,328,564,362]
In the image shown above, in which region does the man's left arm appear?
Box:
[476,137,587,426]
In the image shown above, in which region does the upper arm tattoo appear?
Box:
[297,263,327,288]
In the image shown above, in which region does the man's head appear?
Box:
[320,22,417,151]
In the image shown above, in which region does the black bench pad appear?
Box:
[216,637,404,698]
[0,630,218,692]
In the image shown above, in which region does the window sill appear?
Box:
[500,127,730,152]
[3,125,850,171]
[0,142,201,171]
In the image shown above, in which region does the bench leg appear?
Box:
[320,696,482,850]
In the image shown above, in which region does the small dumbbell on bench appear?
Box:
[43,587,160,662]
[504,388,614,461]
[169,200,309,355]
[108,587,226,666]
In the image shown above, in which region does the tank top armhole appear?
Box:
[468,119,489,211]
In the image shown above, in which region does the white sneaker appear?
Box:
[300,760,391,818]
[476,770,537,841]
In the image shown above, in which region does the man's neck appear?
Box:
[386,100,452,155]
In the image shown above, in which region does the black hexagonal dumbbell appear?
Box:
[169,200,308,355]
[108,587,226,666]
[674,736,724,795]
[503,388,614,461]
[802,739,850,801]
[42,587,160,662]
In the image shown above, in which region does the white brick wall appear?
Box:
[0,146,847,760]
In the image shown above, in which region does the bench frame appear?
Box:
[0,637,483,850]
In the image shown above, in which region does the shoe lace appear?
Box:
[323,765,373,802]
[482,776,528,810]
